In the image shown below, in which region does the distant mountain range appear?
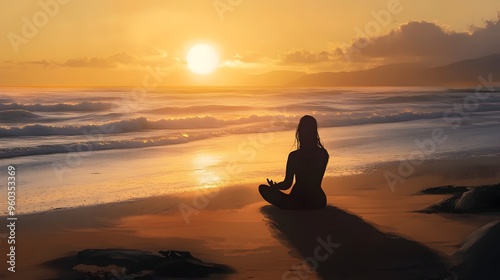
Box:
[284,54,500,86]
[164,54,500,86]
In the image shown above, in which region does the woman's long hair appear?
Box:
[294,115,325,150]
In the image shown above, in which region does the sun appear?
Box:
[186,44,219,75]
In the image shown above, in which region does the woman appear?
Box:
[259,115,329,210]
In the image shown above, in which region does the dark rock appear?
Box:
[419,185,470,195]
[452,220,500,280]
[455,186,500,212]
[419,193,463,214]
[418,183,500,214]
[78,249,164,273]
[75,249,234,279]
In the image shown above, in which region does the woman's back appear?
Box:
[291,147,329,194]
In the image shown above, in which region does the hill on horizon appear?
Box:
[284,54,500,87]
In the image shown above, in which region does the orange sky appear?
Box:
[1,0,500,86]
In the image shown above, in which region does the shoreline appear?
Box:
[5,155,500,218]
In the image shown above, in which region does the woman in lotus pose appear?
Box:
[259,115,329,210]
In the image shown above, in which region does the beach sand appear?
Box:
[2,156,500,279]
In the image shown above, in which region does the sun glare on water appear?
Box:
[186,44,219,75]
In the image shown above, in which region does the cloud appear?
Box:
[343,16,500,65]
[61,51,136,68]
[233,52,266,63]
[271,17,500,71]
[5,50,178,70]
[22,60,53,67]
[62,57,116,68]
[280,49,333,64]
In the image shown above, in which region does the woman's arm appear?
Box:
[268,152,295,190]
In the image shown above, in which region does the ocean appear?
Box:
[1,87,500,214]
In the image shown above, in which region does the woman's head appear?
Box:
[295,115,324,150]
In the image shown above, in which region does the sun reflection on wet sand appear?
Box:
[193,154,223,190]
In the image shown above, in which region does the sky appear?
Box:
[1,0,500,86]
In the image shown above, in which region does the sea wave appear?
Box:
[0,134,203,159]
[145,105,253,114]
[361,92,500,104]
[2,107,500,138]
[0,115,291,137]
[0,101,112,112]
[0,109,40,122]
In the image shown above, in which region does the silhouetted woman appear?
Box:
[259,115,329,210]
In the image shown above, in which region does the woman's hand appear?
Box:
[267,178,277,187]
